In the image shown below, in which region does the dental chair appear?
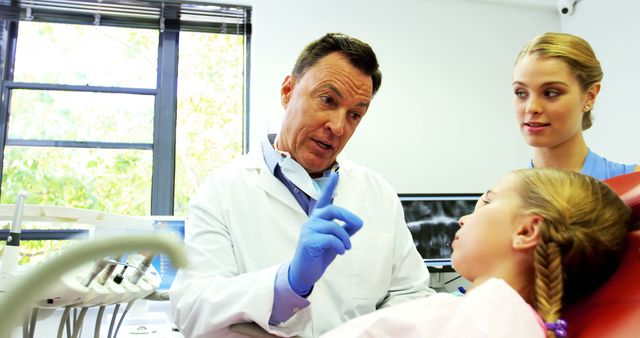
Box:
[564,170,640,337]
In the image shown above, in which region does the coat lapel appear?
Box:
[246,150,307,216]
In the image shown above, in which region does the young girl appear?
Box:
[321,168,630,337]
[512,32,637,179]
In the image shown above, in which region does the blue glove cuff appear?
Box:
[288,263,313,297]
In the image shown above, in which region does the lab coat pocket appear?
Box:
[351,232,393,300]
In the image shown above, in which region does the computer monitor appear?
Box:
[149,216,186,290]
[398,193,481,272]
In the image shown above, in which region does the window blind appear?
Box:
[0,0,250,33]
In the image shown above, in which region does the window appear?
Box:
[0,1,251,217]
[175,31,245,215]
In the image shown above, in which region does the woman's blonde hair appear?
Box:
[515,32,603,130]
[514,168,630,337]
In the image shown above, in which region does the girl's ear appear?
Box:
[512,215,542,250]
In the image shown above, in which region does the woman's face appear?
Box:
[451,173,522,283]
[512,54,595,150]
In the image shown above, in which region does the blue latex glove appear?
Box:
[288,173,364,296]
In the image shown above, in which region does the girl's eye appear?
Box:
[349,112,362,122]
[474,197,490,211]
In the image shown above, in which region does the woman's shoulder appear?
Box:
[583,149,637,180]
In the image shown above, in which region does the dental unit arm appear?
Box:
[0,233,187,338]
[1,192,27,274]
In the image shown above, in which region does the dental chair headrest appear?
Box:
[564,170,640,337]
[603,170,640,227]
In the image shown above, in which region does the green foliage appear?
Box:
[0,239,73,266]
[0,22,244,263]
[0,22,244,264]
[13,21,158,87]
[173,31,244,215]
[1,147,152,214]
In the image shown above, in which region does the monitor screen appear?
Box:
[149,216,186,290]
[398,194,481,272]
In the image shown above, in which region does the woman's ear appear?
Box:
[512,215,542,250]
[585,82,601,108]
[281,75,295,108]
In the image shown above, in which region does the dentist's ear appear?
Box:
[280,75,295,108]
[513,215,543,250]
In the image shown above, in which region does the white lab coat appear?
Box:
[170,148,433,338]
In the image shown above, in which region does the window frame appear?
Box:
[0,5,251,216]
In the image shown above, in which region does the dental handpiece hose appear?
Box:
[128,252,155,285]
[81,258,112,287]
[1,191,28,273]
[97,255,121,285]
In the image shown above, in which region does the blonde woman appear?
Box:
[322,168,630,337]
[512,32,638,180]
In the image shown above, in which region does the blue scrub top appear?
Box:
[581,149,636,180]
[528,148,636,180]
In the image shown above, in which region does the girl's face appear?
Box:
[451,173,523,283]
[512,54,597,150]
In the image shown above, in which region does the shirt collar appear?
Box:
[261,134,339,198]
[261,134,281,175]
[261,134,339,176]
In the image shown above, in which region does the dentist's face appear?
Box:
[512,55,590,150]
[277,52,373,176]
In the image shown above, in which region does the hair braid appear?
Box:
[534,241,564,338]
[514,168,630,337]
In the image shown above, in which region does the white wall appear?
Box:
[228,0,561,193]
[561,0,640,166]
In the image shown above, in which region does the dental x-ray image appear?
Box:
[399,194,481,270]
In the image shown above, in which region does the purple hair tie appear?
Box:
[545,319,568,337]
